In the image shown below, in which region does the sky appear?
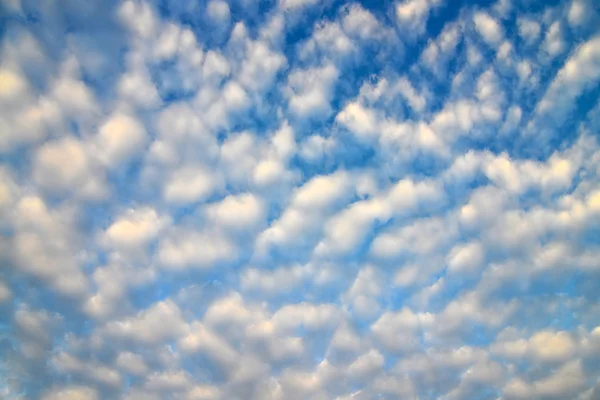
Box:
[0,0,600,398]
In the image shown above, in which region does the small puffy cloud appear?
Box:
[204,193,265,231]
[49,75,98,117]
[41,386,99,400]
[396,0,441,37]
[117,66,161,109]
[447,241,485,274]
[241,264,310,296]
[536,35,600,124]
[238,41,287,93]
[473,11,504,47]
[517,17,541,45]
[158,228,235,270]
[287,63,339,120]
[504,360,586,399]
[541,21,565,58]
[116,352,149,376]
[202,50,231,83]
[103,207,170,252]
[10,196,89,296]
[280,0,319,11]
[341,4,386,40]
[256,169,352,253]
[179,322,239,371]
[0,280,12,303]
[33,137,107,199]
[144,370,193,392]
[206,0,231,25]
[370,216,455,260]
[105,300,187,344]
[371,308,434,353]
[0,68,28,102]
[163,164,221,204]
[52,352,122,388]
[317,178,442,257]
[568,1,587,27]
[347,349,384,380]
[271,303,342,334]
[95,112,147,167]
[492,329,577,363]
[336,102,379,139]
[344,266,383,318]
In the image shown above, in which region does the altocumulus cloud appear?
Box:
[1,0,600,398]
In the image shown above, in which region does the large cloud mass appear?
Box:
[1,0,600,398]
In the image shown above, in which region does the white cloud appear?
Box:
[280,0,319,11]
[504,360,586,399]
[220,132,259,185]
[204,193,265,231]
[492,329,577,363]
[241,264,310,296]
[473,11,504,47]
[271,303,341,334]
[3,1,600,398]
[344,266,383,318]
[84,260,156,319]
[105,300,187,344]
[568,1,587,27]
[0,68,28,102]
[0,279,11,303]
[116,352,149,376]
[179,322,239,371]
[396,77,427,113]
[541,21,565,58]
[202,50,231,83]
[536,35,600,124]
[118,0,158,39]
[158,228,235,270]
[347,349,384,380]
[371,308,434,353]
[117,64,161,109]
[370,216,455,259]
[287,63,339,120]
[341,4,386,40]
[316,178,442,257]
[256,170,352,252]
[95,112,147,167]
[206,0,231,25]
[41,386,99,400]
[447,241,485,274]
[419,22,461,77]
[103,207,170,252]
[50,75,98,117]
[145,370,193,392]
[10,196,89,296]
[299,134,336,162]
[517,17,541,45]
[163,164,221,204]
[52,352,122,388]
[396,0,441,36]
[238,41,287,93]
[33,137,107,200]
[336,102,379,139]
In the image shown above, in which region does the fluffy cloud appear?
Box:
[95,112,147,167]
[33,137,107,200]
[473,11,505,47]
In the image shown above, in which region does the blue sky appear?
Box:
[1,0,600,398]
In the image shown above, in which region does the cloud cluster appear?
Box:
[1,0,600,398]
